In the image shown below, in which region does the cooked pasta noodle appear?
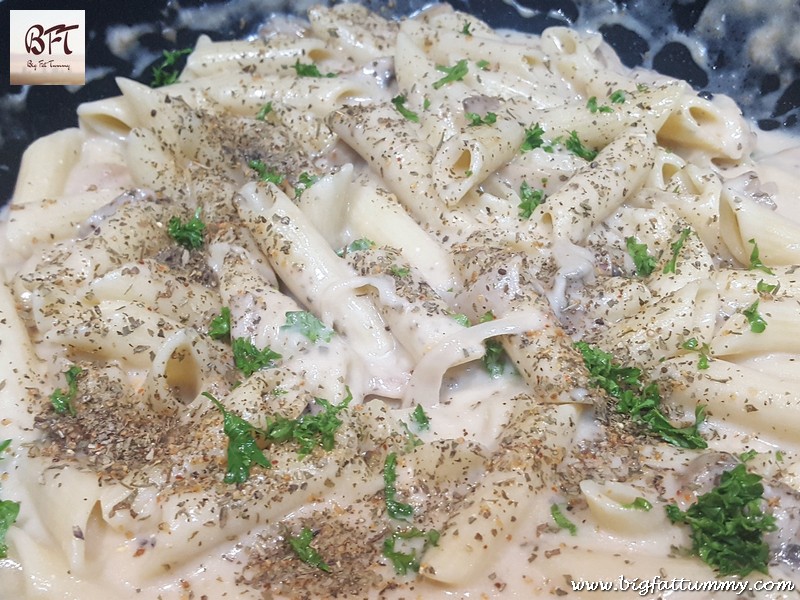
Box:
[2,4,800,599]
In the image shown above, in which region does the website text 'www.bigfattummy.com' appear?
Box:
[569,575,796,596]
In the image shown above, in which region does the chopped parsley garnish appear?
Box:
[479,311,506,378]
[575,341,707,449]
[384,452,414,520]
[410,404,430,431]
[382,527,440,575]
[587,96,613,114]
[208,307,231,340]
[450,313,471,327]
[681,337,711,370]
[0,441,19,559]
[400,421,423,452]
[609,89,626,104]
[666,463,776,576]
[256,102,273,120]
[168,207,205,250]
[281,310,334,343]
[520,123,545,152]
[150,47,191,87]
[249,159,285,185]
[465,111,497,126]
[288,527,331,572]
[625,236,657,277]
[423,97,431,110]
[432,59,468,89]
[663,227,692,274]
[232,338,281,377]
[747,239,774,275]
[461,22,473,35]
[206,388,351,483]
[265,389,351,456]
[518,181,545,219]
[0,500,20,559]
[205,392,272,484]
[50,365,82,416]
[338,238,376,256]
[389,265,410,278]
[622,497,653,511]
[294,172,319,198]
[391,95,420,123]
[293,60,336,78]
[565,130,597,161]
[476,59,490,70]
[742,300,767,333]
[756,279,779,295]
[550,503,577,535]
[739,449,758,462]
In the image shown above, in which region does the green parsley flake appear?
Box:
[520,123,545,152]
[461,22,472,35]
[742,300,767,333]
[575,341,707,449]
[451,313,471,327]
[389,265,410,278]
[384,452,414,520]
[756,279,779,295]
[622,497,653,511]
[663,227,692,274]
[249,159,285,185]
[518,181,545,219]
[565,130,598,161]
[465,111,497,126]
[264,389,351,457]
[681,337,711,370]
[208,307,231,340]
[0,442,19,559]
[256,102,272,120]
[50,365,82,416]
[550,503,577,535]
[739,449,758,462]
[338,238,376,256]
[625,236,657,277]
[382,527,440,575]
[168,207,205,250]
[288,527,331,572]
[150,48,191,87]
[281,310,334,343]
[666,463,776,576]
[205,392,272,484]
[293,60,336,78]
[0,500,20,559]
[391,95,420,122]
[476,59,490,70]
[479,311,507,378]
[609,89,626,104]
[747,239,775,275]
[232,338,281,377]
[481,345,506,376]
[432,59,468,89]
[410,404,430,431]
[294,172,319,198]
[587,96,613,113]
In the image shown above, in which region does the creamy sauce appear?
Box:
[3,3,800,600]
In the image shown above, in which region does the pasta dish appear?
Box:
[2,3,800,598]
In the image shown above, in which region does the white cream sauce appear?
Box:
[3,3,800,600]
